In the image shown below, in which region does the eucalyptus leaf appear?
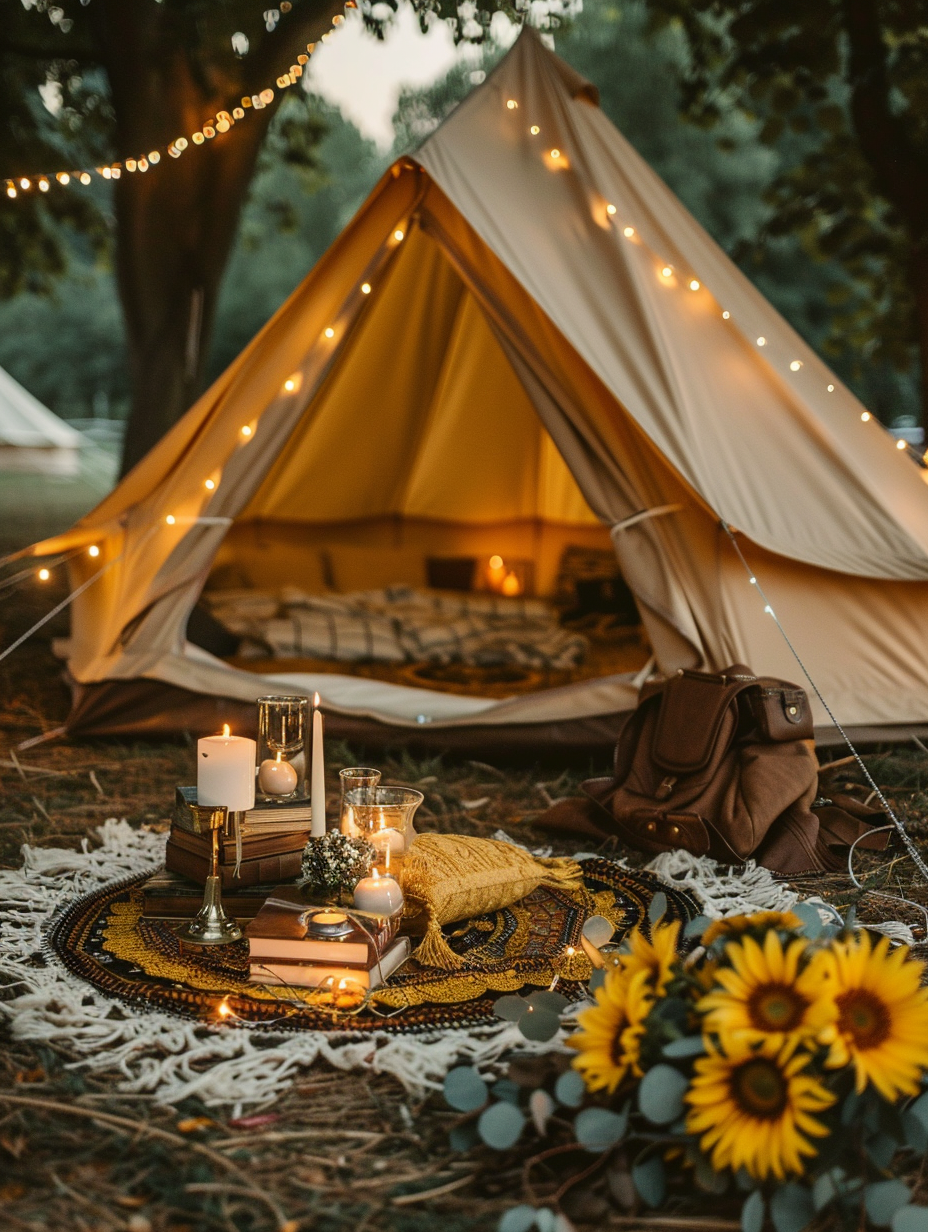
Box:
[494,994,529,1023]
[662,1035,706,1059]
[893,1207,928,1232]
[903,1110,928,1153]
[478,1101,526,1151]
[742,1191,765,1232]
[867,1131,899,1170]
[534,1210,556,1232]
[632,1155,666,1208]
[770,1182,815,1232]
[492,1078,522,1105]
[684,914,711,940]
[908,1090,928,1132]
[813,1169,844,1212]
[638,1064,689,1125]
[526,990,570,1015]
[866,1181,912,1228]
[449,1122,480,1152]
[444,1066,489,1113]
[518,1008,562,1042]
[693,1152,728,1194]
[498,1205,537,1232]
[554,1069,586,1108]
[553,1215,576,1232]
[648,891,668,924]
[582,915,614,947]
[791,901,823,939]
[574,1105,628,1152]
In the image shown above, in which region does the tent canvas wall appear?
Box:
[27,30,928,753]
[0,366,83,476]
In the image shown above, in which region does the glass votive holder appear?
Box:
[256,695,309,802]
[344,785,424,878]
[339,767,382,836]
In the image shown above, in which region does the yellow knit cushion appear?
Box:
[402,833,583,968]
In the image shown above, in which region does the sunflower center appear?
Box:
[836,988,891,1050]
[747,982,808,1032]
[731,1058,789,1119]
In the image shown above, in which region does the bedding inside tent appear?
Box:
[200,225,651,697]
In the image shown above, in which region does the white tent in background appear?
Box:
[0,366,83,476]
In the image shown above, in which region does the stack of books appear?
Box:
[245,887,410,989]
[164,787,311,888]
[141,867,280,922]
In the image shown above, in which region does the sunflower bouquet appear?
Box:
[443,905,928,1232]
[566,908,928,1231]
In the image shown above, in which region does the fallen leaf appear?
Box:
[176,1116,214,1133]
[14,1067,45,1084]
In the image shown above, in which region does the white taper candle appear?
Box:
[310,692,326,837]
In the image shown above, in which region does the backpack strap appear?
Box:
[651,665,758,774]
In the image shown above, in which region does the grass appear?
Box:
[3,565,928,1230]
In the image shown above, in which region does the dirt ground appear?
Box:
[3,558,928,1231]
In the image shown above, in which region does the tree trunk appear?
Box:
[86,0,342,477]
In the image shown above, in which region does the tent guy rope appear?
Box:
[722,520,928,889]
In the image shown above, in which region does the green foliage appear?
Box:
[574,1104,628,1151]
[477,1099,526,1150]
[443,1065,489,1112]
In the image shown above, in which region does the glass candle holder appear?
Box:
[339,767,382,836]
[344,785,423,878]
[256,695,309,802]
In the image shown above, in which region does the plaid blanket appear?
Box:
[205,585,587,670]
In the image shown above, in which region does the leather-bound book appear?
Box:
[141,867,276,921]
[245,887,401,968]
[165,837,303,888]
[248,938,412,989]
[174,787,314,838]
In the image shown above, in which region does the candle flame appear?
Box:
[313,691,321,707]
[384,845,391,872]
[217,997,232,1018]
[222,723,231,737]
[371,868,380,882]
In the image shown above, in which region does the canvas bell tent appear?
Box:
[0,366,83,476]
[24,30,928,752]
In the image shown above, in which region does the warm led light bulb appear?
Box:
[57,172,70,184]
[661,266,673,279]
[506,99,518,110]
[361,282,371,294]
[284,379,296,392]
[19,178,30,190]
[204,478,216,490]
[530,125,540,135]
[192,132,205,145]
[828,385,836,393]
[166,514,176,525]
[623,226,635,238]
[324,327,335,338]
[80,172,91,185]
[394,229,404,241]
[757,337,766,347]
[489,554,504,570]
[5,186,15,198]
[550,148,560,159]
[861,411,870,421]
[88,545,100,558]
[789,360,802,371]
[689,279,700,291]
[897,438,907,450]
[38,568,50,581]
[606,203,616,215]
[722,310,730,319]
[38,179,49,192]
[241,424,252,436]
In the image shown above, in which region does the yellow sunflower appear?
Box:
[618,919,682,997]
[820,931,928,1101]
[702,911,802,948]
[698,930,836,1045]
[568,967,653,1094]
[685,1036,835,1180]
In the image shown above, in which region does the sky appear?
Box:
[306,4,518,149]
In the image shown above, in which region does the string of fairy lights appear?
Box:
[3,1,357,200]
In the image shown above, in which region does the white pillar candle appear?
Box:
[353,868,404,915]
[310,693,326,838]
[197,724,256,813]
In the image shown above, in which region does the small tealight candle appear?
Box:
[353,868,404,916]
[258,752,299,796]
[313,911,348,925]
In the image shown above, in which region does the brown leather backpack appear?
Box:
[538,663,889,874]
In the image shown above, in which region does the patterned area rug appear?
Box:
[48,859,697,1034]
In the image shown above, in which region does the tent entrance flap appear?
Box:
[214,224,616,599]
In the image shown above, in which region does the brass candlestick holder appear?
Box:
[175,804,243,947]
